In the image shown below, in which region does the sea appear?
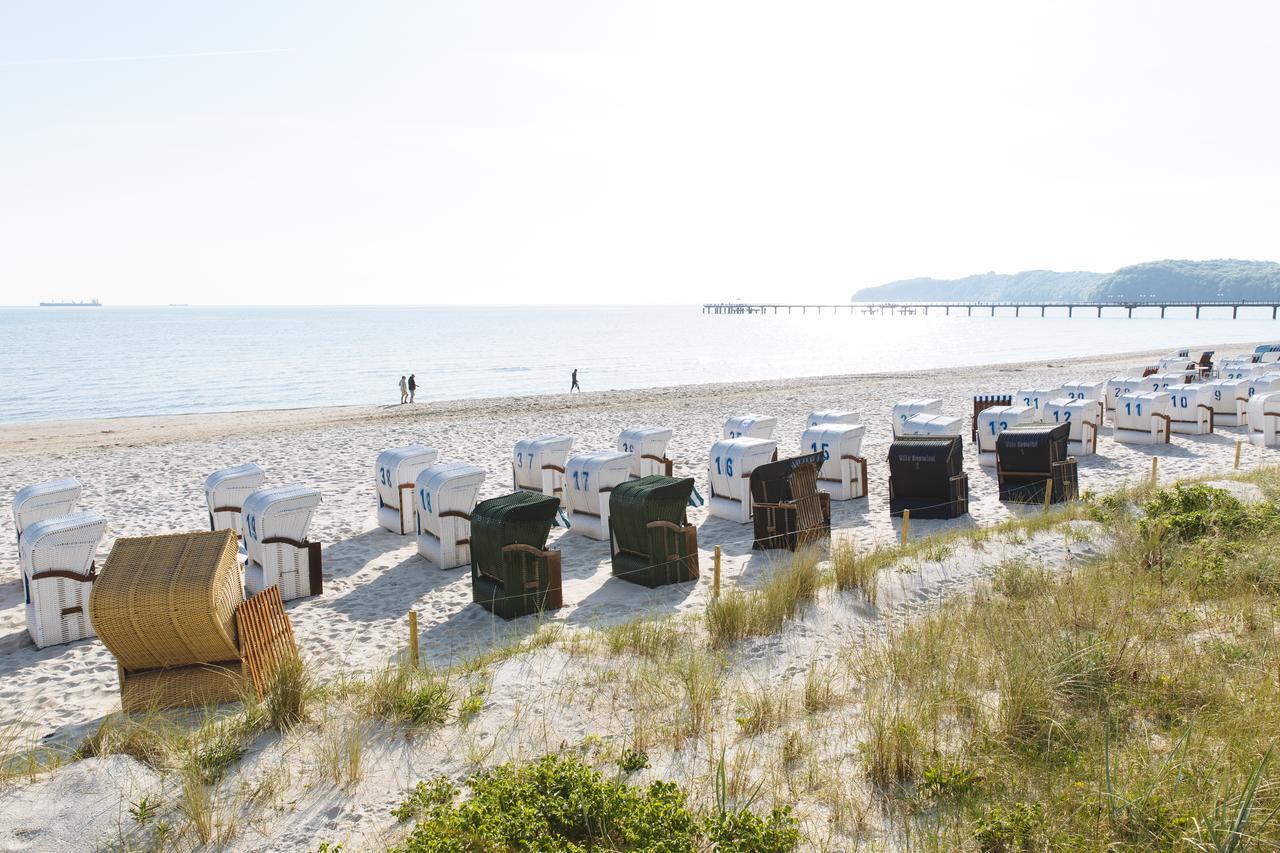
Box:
[1,304,1277,424]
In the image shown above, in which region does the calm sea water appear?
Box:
[0,305,1277,424]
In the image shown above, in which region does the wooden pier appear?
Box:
[702,300,1280,319]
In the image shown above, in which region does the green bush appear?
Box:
[973,801,1051,851]
[1140,484,1273,543]
[390,753,798,851]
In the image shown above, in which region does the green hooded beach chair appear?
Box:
[470,492,563,620]
[608,476,699,588]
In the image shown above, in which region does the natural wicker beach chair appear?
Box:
[13,477,82,544]
[242,485,323,601]
[995,423,1078,504]
[204,463,265,541]
[749,452,831,551]
[607,476,698,587]
[723,414,776,440]
[563,451,633,540]
[375,445,439,534]
[887,436,968,519]
[707,437,778,523]
[20,511,107,648]
[800,422,868,500]
[90,530,248,711]
[1113,392,1173,445]
[971,395,1012,441]
[415,462,485,569]
[470,492,562,620]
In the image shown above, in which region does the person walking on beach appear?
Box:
[570,369,580,393]
[399,375,408,404]
[408,373,417,403]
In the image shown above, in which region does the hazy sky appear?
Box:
[2,1,1278,305]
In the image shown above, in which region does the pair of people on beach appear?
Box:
[399,374,416,404]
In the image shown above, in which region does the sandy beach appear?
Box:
[1,341,1277,849]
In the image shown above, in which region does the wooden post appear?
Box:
[900,509,910,546]
[408,610,419,668]
[1043,478,1053,511]
[1234,439,1243,469]
[713,545,721,598]
[1150,456,1158,485]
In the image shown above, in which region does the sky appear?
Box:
[2,1,1278,306]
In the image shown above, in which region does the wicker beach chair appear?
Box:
[13,478,82,544]
[243,486,323,601]
[204,464,265,541]
[800,422,868,500]
[470,492,562,620]
[375,445,439,534]
[707,437,778,523]
[20,511,107,648]
[90,530,248,711]
[415,462,485,569]
[749,452,831,551]
[1113,392,1173,445]
[608,476,698,587]
[563,451,633,540]
[887,436,968,519]
[995,423,1079,504]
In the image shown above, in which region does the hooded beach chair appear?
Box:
[1204,378,1249,427]
[899,413,963,438]
[1105,376,1145,414]
[470,492,562,619]
[375,445,439,534]
[1060,381,1106,422]
[1146,373,1191,393]
[995,423,1078,504]
[800,422,868,499]
[1167,384,1215,435]
[1113,392,1172,445]
[617,426,674,478]
[1234,374,1280,424]
[724,414,776,440]
[1042,398,1101,456]
[707,437,778,523]
[13,477,82,544]
[887,436,968,519]
[608,476,699,587]
[204,464,265,541]
[20,511,108,648]
[563,451,633,540]
[892,399,942,438]
[243,485,323,601]
[976,404,1036,466]
[1012,387,1062,422]
[512,435,573,504]
[1247,392,1280,447]
[1222,361,1271,380]
[750,452,831,551]
[971,395,1013,440]
[91,530,248,710]
[807,410,862,429]
[415,462,486,569]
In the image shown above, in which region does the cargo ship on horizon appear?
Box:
[39,298,102,307]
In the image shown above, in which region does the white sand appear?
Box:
[0,342,1276,849]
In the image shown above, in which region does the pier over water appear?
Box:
[702,301,1280,319]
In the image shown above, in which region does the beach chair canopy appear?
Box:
[376,445,439,509]
[801,423,865,479]
[205,463,264,514]
[20,510,107,649]
[13,477,82,539]
[243,485,322,567]
[900,413,963,437]
[471,491,559,574]
[708,438,777,501]
[995,423,1070,475]
[1115,391,1172,429]
[806,410,861,429]
[513,435,573,491]
[976,405,1035,454]
[1012,388,1062,413]
[20,511,106,577]
[724,414,776,440]
[608,476,698,587]
[1060,381,1104,402]
[564,452,632,512]
[416,462,485,539]
[892,399,942,435]
[617,426,674,478]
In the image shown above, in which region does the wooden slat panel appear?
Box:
[236,586,298,698]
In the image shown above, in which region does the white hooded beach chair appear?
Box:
[1061,381,1106,422]
[1234,374,1280,424]
[1113,392,1172,445]
[892,399,942,438]
[617,427,674,479]
[1145,373,1190,393]
[13,477,82,544]
[1222,361,1271,380]
[724,414,777,440]
[564,451,633,540]
[416,462,486,568]
[800,424,867,500]
[512,435,573,502]
[1204,378,1249,427]
[204,464,265,541]
[376,445,440,534]
[1105,377,1145,414]
[806,410,861,429]
[1042,398,1101,456]
[899,413,963,438]
[20,511,107,648]
[707,438,778,523]
[1012,388,1062,422]
[1247,392,1280,447]
[1167,384,1215,435]
[243,485,323,601]
[976,405,1036,466]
